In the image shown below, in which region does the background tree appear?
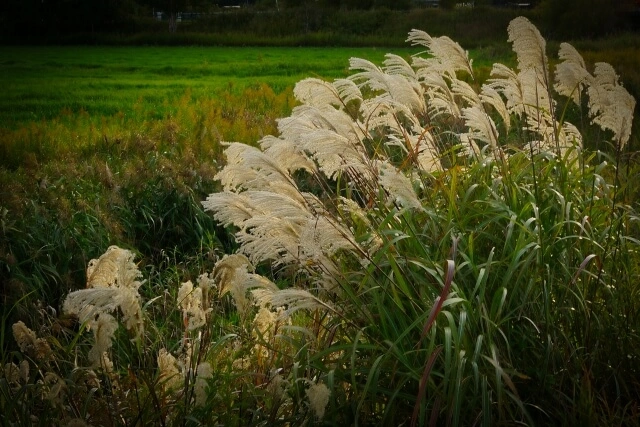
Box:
[537,0,636,38]
[440,0,458,10]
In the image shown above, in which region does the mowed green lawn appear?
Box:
[0,46,420,128]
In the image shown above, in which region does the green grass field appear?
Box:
[0,46,417,128]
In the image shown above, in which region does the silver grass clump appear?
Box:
[63,246,144,368]
[204,16,635,324]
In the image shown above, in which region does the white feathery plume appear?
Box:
[201,191,256,229]
[279,105,365,144]
[214,142,297,192]
[507,16,548,75]
[87,313,118,368]
[251,288,333,320]
[294,78,344,109]
[197,271,216,311]
[348,57,388,92]
[194,362,212,406]
[12,321,52,361]
[383,53,417,80]
[558,121,583,158]
[237,207,351,273]
[451,78,482,108]
[587,63,636,148]
[299,215,358,259]
[3,363,20,387]
[277,105,371,178]
[594,62,619,90]
[360,98,422,137]
[63,246,144,355]
[420,73,461,119]
[236,214,308,267]
[206,179,362,286]
[333,78,363,106]
[407,132,443,174]
[376,160,423,210]
[461,106,499,151]
[349,57,426,114]
[524,114,557,155]
[487,64,523,116]
[506,17,557,137]
[157,348,182,392]
[177,280,209,331]
[299,128,372,180]
[385,74,426,113]
[213,254,278,316]
[306,381,331,420]
[260,135,317,174]
[479,84,511,133]
[489,65,553,126]
[407,30,473,77]
[338,196,371,223]
[524,114,582,158]
[558,42,586,70]
[554,42,591,105]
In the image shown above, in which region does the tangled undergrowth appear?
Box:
[2,17,639,426]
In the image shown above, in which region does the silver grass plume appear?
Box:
[461,106,499,151]
[407,30,473,78]
[63,246,144,367]
[277,104,371,180]
[293,77,360,110]
[376,160,423,210]
[252,288,334,320]
[479,84,511,133]
[349,57,426,114]
[554,42,591,106]
[157,348,182,392]
[212,254,278,316]
[278,103,365,145]
[214,142,299,192]
[451,78,482,109]
[420,72,462,119]
[588,63,636,149]
[177,280,210,331]
[554,43,635,149]
[507,16,548,76]
[12,321,52,361]
[204,185,359,283]
[260,135,316,174]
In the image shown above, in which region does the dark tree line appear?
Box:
[0,0,636,42]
